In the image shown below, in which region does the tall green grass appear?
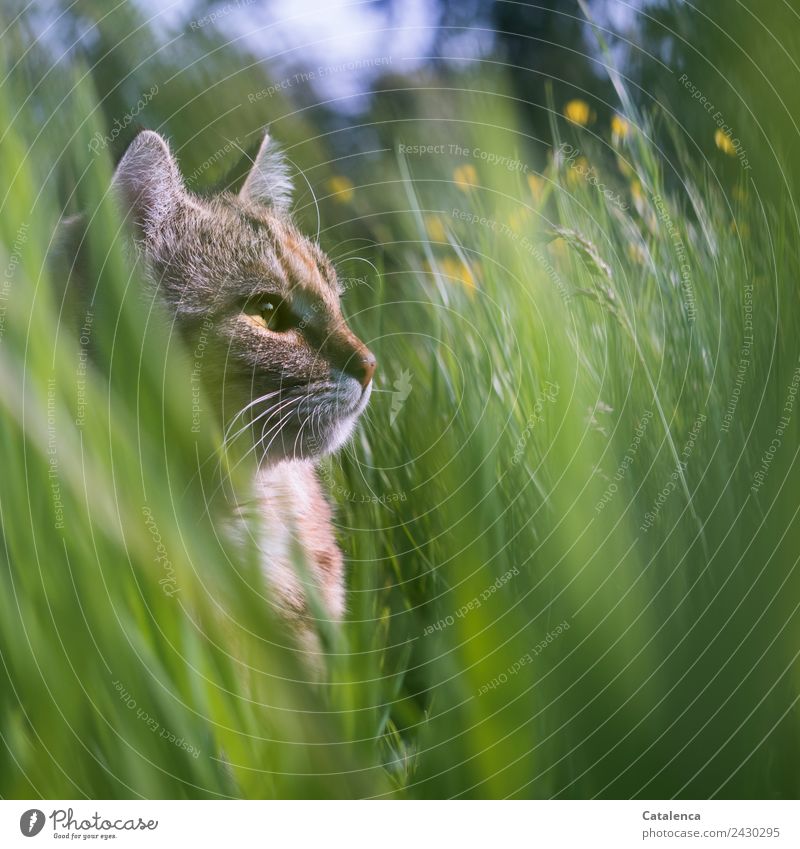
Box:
[1,16,799,799]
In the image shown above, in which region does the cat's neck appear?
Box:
[249,457,345,621]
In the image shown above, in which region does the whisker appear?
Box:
[222,392,295,451]
[222,389,283,446]
[208,397,304,503]
[259,405,304,464]
[293,412,313,460]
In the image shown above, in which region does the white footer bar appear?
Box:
[2,800,797,848]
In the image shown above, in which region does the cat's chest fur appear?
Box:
[242,461,344,623]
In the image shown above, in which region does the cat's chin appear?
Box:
[312,414,359,457]
[252,380,371,467]
[255,417,355,466]
[297,397,369,461]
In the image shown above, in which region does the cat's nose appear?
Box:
[347,350,377,388]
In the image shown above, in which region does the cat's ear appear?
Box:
[112,130,186,237]
[239,132,293,212]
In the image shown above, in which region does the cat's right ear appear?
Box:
[238,132,293,212]
[111,130,186,239]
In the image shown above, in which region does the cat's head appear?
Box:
[111,130,375,465]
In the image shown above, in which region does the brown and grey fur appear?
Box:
[109,130,375,645]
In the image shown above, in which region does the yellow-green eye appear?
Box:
[244,298,295,333]
[260,301,276,326]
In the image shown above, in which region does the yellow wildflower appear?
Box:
[617,156,634,178]
[566,156,591,187]
[527,173,545,202]
[714,129,737,157]
[438,256,477,295]
[731,219,750,239]
[548,238,568,260]
[327,175,354,202]
[453,164,479,191]
[507,207,531,234]
[626,243,648,266]
[628,179,655,229]
[564,99,594,126]
[611,114,630,141]
[424,215,446,242]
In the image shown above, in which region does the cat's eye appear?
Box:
[244,298,296,333]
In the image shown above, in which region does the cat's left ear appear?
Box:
[239,132,293,212]
[112,130,187,238]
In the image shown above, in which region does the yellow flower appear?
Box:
[731,219,750,239]
[438,256,477,295]
[564,99,594,126]
[714,129,737,157]
[327,175,354,202]
[507,207,531,233]
[611,114,630,141]
[527,173,545,202]
[453,164,479,191]
[566,156,591,187]
[548,238,568,260]
[617,156,634,178]
[626,243,648,265]
[629,179,655,229]
[424,215,446,242]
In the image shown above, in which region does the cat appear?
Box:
[109,129,376,650]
